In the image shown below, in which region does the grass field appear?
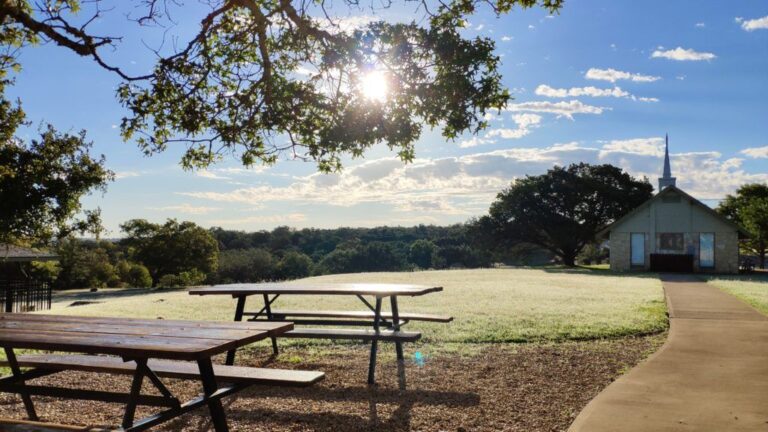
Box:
[707,273,768,315]
[42,268,667,348]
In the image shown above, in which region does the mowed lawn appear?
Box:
[42,268,667,346]
[707,273,768,315]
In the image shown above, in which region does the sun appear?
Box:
[360,70,388,102]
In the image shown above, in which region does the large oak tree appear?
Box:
[0,0,563,171]
[717,183,768,269]
[474,163,653,266]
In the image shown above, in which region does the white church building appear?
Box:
[599,137,747,273]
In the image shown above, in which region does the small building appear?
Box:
[1,243,58,312]
[598,137,748,274]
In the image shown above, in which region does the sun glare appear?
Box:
[360,70,388,102]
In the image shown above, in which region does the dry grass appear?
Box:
[43,268,667,348]
[706,273,768,315]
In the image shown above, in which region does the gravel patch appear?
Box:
[0,335,664,431]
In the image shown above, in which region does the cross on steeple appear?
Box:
[658,134,676,190]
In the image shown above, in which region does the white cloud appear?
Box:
[196,170,231,180]
[504,100,607,119]
[209,213,307,226]
[740,146,768,159]
[651,47,716,61]
[585,68,660,83]
[501,35,513,41]
[535,84,630,98]
[600,137,665,157]
[528,25,535,30]
[740,15,768,31]
[486,113,542,139]
[180,139,768,216]
[459,136,492,148]
[115,171,141,179]
[151,204,220,215]
[695,22,706,28]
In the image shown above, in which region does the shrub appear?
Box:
[126,264,152,288]
[277,251,313,280]
[158,269,206,288]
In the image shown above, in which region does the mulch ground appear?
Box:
[0,335,665,431]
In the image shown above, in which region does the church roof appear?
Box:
[596,185,751,239]
[0,244,59,262]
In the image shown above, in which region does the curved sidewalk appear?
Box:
[569,274,768,432]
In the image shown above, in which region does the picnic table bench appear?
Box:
[0,313,324,431]
[189,283,452,385]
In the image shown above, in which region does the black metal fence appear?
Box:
[1,280,52,313]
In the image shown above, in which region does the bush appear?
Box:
[126,264,153,288]
[277,251,313,280]
[157,269,206,288]
[408,239,438,269]
[217,248,275,282]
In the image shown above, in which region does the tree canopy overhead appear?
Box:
[0,0,564,171]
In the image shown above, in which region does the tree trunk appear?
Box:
[561,254,576,267]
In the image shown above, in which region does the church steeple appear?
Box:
[658,134,676,190]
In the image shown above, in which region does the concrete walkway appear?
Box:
[569,274,768,432]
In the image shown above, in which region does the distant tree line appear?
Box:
[33,221,508,289]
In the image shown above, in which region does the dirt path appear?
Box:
[569,274,768,432]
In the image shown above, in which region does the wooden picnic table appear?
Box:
[189,283,450,385]
[0,313,322,431]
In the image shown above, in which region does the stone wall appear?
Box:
[609,232,630,271]
[609,231,740,274]
[714,231,739,274]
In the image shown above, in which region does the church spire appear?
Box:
[658,133,677,190]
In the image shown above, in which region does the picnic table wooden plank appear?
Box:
[0,329,243,360]
[282,328,422,342]
[0,315,293,360]
[189,282,443,297]
[0,320,286,342]
[0,417,104,431]
[5,355,325,387]
[0,314,288,336]
[266,309,454,323]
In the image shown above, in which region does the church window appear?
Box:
[630,233,645,266]
[700,233,715,268]
[659,233,685,252]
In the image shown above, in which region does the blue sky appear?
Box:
[8,1,768,235]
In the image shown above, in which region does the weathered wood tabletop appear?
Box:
[0,313,292,360]
[189,282,443,297]
[0,313,297,431]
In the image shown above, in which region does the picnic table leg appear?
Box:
[197,357,229,432]
[367,297,383,385]
[263,294,279,355]
[390,296,404,361]
[3,348,38,421]
[225,296,247,366]
[122,359,147,428]
[390,296,407,390]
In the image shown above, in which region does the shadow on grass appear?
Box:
[539,265,661,279]
[51,287,187,305]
